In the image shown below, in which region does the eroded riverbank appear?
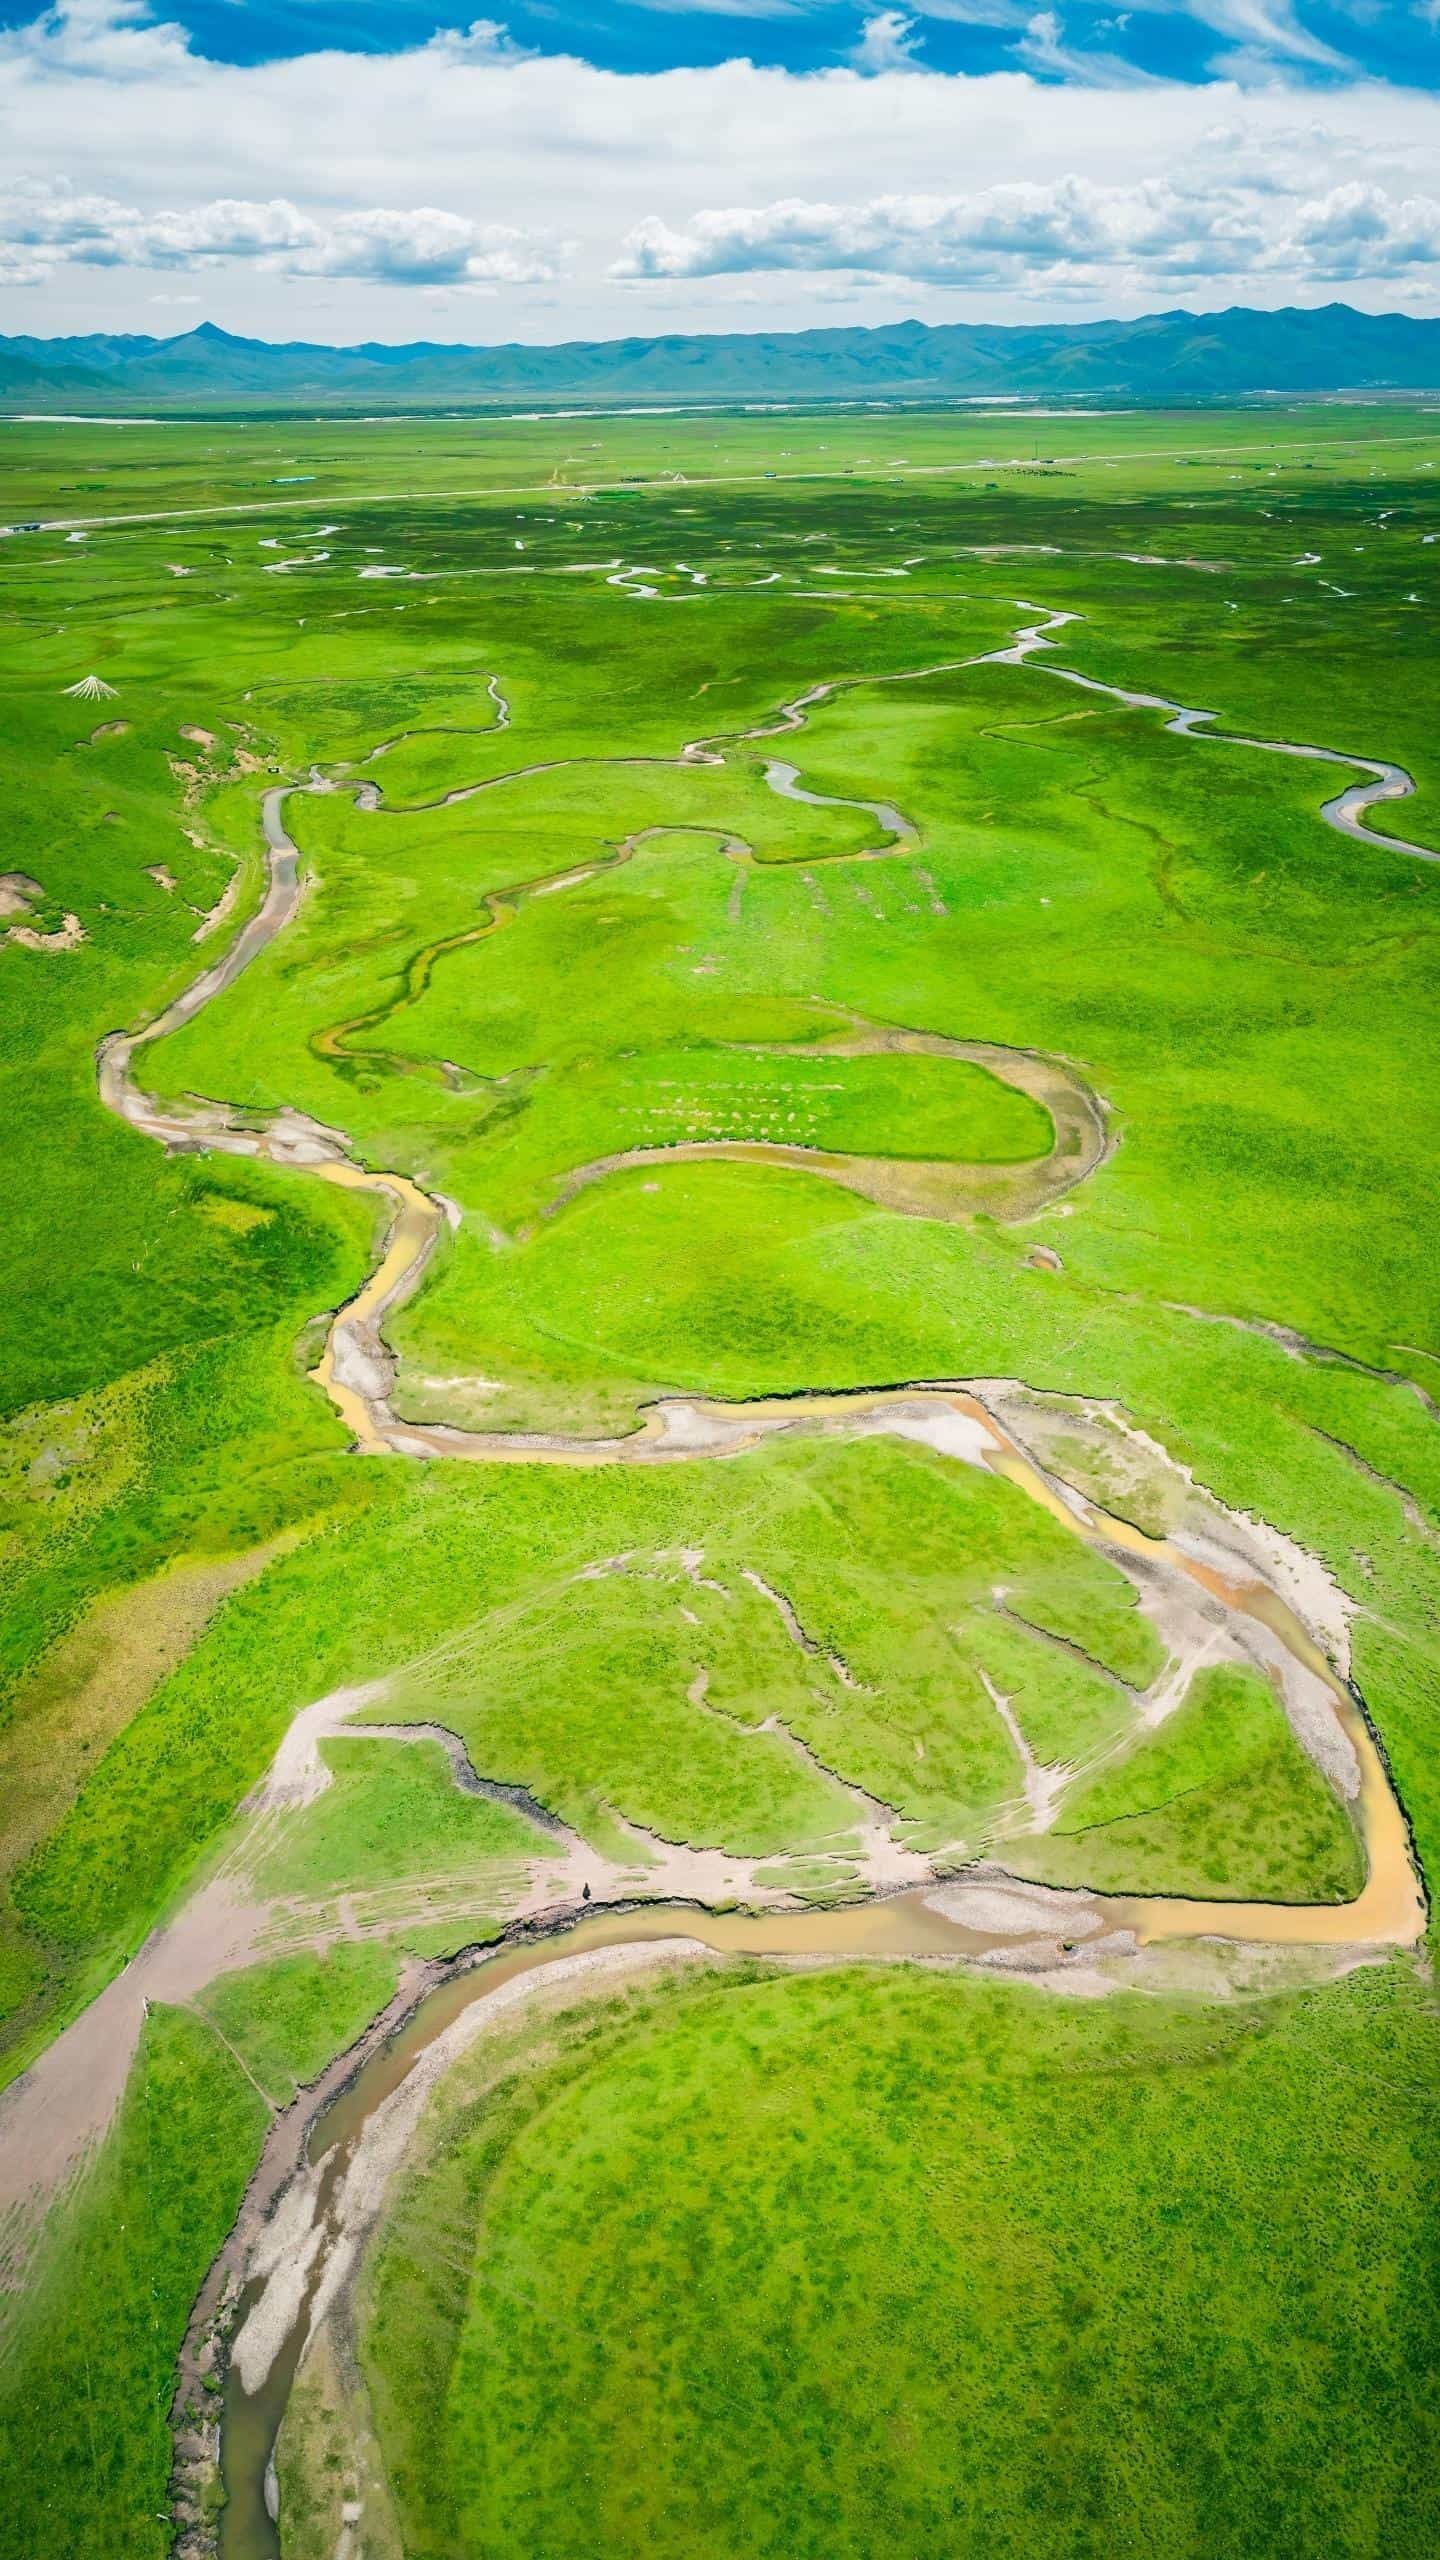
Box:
[60,602,1437,2556]
[146,1343,1425,2557]
[197,1864,1416,2560]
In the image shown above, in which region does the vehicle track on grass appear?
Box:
[28,426,1436,538]
[93,608,1436,1933]
[68,607,1435,2550]
[83,608,1430,2067]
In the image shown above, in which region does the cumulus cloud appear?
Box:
[0,0,192,79]
[1291,181,1440,275]
[422,17,535,64]
[614,172,1440,293]
[616,178,1252,288]
[851,10,924,70]
[2,0,1440,332]
[0,178,556,285]
[310,208,555,285]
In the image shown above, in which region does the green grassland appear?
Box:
[1009,1662,1365,1902]
[341,1957,1440,2560]
[196,1943,416,2110]
[6,1430,1195,1967]
[0,2003,266,2560]
[247,1739,537,1905]
[2,402,1439,2557]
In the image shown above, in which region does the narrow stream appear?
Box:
[209,1375,1425,2560]
[82,608,1436,2556]
[217,1617,1423,2560]
[217,1892,1033,2560]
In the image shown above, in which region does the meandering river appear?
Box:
[82,602,1435,2557]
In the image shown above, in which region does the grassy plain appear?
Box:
[345,1958,1440,2560]
[0,2004,265,2559]
[9,1431,1200,1957]
[1010,1663,1365,1902]
[2,400,1439,2557]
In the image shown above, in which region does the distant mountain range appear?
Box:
[4,304,1440,411]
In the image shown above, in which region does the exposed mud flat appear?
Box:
[0,1657,923,2255]
[111,1364,1433,2551]
[1,870,84,952]
[80,595,1425,1972]
[979,1382,1355,1672]
[546,1026,1106,1228]
[2,1350,1419,2293]
[51,603,1434,2554]
[0,1868,266,2287]
[202,1821,1415,2560]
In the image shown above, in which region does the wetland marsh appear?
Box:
[2,401,1439,2559]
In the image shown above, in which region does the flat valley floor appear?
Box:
[2,401,1440,2559]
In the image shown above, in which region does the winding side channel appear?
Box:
[83,610,1434,2558]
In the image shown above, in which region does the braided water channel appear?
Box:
[85,609,1435,2555]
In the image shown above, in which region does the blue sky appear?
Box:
[0,0,1438,341]
[1,0,1430,86]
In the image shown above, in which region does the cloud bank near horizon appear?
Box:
[1,0,1438,339]
[616,178,1440,295]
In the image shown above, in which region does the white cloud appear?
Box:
[1012,6,1158,81]
[422,17,535,64]
[1,0,1439,335]
[614,170,1440,292]
[0,178,556,285]
[1021,8,1065,65]
[1291,181,1440,274]
[1173,0,1353,73]
[309,208,554,285]
[851,11,924,71]
[1,0,193,80]
[620,0,810,14]
[908,0,1031,22]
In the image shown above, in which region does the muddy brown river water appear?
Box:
[204,1355,1425,2560]
[217,1892,1087,2560]
[79,604,1436,2557]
